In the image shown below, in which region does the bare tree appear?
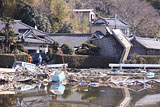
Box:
[83,0,115,17]
[113,0,160,37]
[0,17,16,53]
[82,0,160,37]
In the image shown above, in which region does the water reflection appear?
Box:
[1,81,160,107]
[0,83,124,107]
[50,83,65,95]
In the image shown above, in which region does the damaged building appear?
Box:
[90,28,131,63]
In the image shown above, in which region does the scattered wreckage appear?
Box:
[1,61,160,96]
[0,61,68,84]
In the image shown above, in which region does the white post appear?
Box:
[144,65,146,70]
[111,66,113,70]
[120,64,122,70]
[37,49,40,53]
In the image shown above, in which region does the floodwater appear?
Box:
[1,82,160,107]
[0,83,123,107]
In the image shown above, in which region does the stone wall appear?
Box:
[54,54,118,68]
[0,53,29,68]
[91,36,123,61]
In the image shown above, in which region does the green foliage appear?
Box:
[126,55,160,64]
[60,44,74,55]
[76,42,100,55]
[76,49,89,55]
[75,0,83,9]
[46,48,54,62]
[10,43,26,54]
[49,0,69,33]
[83,0,114,17]
[15,3,53,33]
[51,41,59,54]
[0,17,15,34]
[81,16,89,33]
[57,23,74,33]
[0,0,78,33]
[8,31,16,37]
[17,43,26,52]
[0,16,16,53]
[70,16,79,33]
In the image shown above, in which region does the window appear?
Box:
[31,65,36,70]
[28,50,36,54]
[24,64,31,69]
[27,34,35,39]
[121,29,126,35]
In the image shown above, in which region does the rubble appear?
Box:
[1,61,160,94]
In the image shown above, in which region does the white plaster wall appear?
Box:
[24,45,48,53]
[90,26,106,35]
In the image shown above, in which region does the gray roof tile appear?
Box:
[0,20,53,44]
[90,17,130,28]
[136,37,160,50]
[49,33,91,47]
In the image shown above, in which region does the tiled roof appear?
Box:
[49,33,91,47]
[104,18,130,27]
[135,37,160,50]
[93,31,105,38]
[0,20,46,36]
[90,17,130,28]
[0,20,53,44]
[24,38,46,44]
[73,9,94,12]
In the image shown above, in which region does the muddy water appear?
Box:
[1,82,160,107]
[0,83,123,107]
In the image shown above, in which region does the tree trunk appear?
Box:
[0,0,3,17]
[4,33,9,53]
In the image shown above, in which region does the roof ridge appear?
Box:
[18,21,46,34]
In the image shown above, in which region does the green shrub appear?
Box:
[127,55,160,64]
[52,41,59,54]
[46,48,54,62]
[138,55,160,64]
[75,49,95,55]
[8,31,16,37]
[60,44,74,55]
[76,42,100,55]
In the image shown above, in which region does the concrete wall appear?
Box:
[74,11,95,23]
[54,55,118,68]
[0,54,29,68]
[129,41,147,55]
[108,26,130,36]
[130,40,160,57]
[24,45,48,54]
[91,36,123,60]
[146,49,160,55]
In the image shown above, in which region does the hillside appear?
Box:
[0,0,160,37]
[80,0,160,37]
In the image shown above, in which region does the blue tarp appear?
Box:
[50,71,65,82]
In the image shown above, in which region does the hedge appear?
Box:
[138,55,160,64]
[127,55,160,64]
[0,53,29,68]
[54,54,118,68]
